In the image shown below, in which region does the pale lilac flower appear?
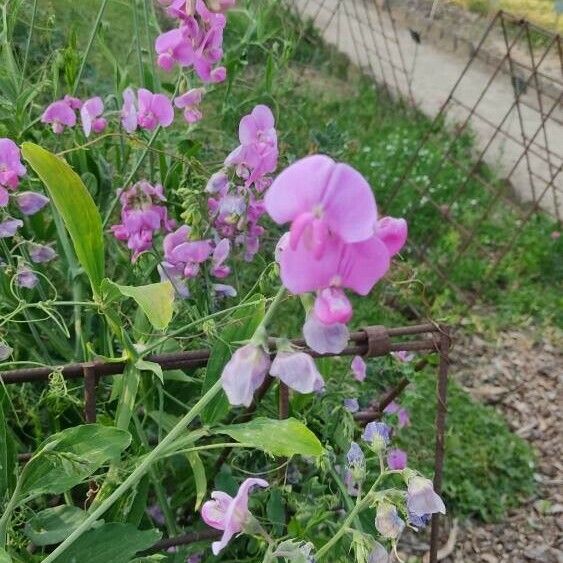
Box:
[270,351,324,394]
[211,238,230,278]
[302,311,349,354]
[368,542,390,563]
[346,442,365,476]
[186,555,202,563]
[201,478,268,555]
[121,88,138,133]
[146,504,166,526]
[174,88,204,123]
[213,283,236,298]
[80,97,107,137]
[155,28,194,71]
[384,401,410,428]
[63,95,82,110]
[362,421,391,451]
[206,0,236,12]
[15,191,49,215]
[16,265,38,289]
[408,512,431,529]
[220,344,270,407]
[0,218,23,238]
[344,398,359,413]
[375,503,404,539]
[0,342,12,361]
[391,350,414,363]
[406,476,445,517]
[351,355,366,382]
[265,155,377,258]
[387,448,407,470]
[41,100,76,134]
[137,88,174,130]
[205,171,229,194]
[28,243,57,263]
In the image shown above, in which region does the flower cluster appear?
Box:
[111,180,175,261]
[156,0,231,83]
[265,154,407,355]
[42,95,107,137]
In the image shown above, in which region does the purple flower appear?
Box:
[0,139,26,201]
[146,504,166,526]
[375,503,404,539]
[16,265,38,289]
[80,97,107,137]
[362,422,391,451]
[28,243,57,263]
[0,342,12,361]
[351,355,366,382]
[41,100,76,134]
[346,442,365,470]
[270,351,324,394]
[121,88,138,133]
[408,512,431,529]
[213,283,236,298]
[205,171,229,195]
[377,216,408,257]
[160,225,212,279]
[174,88,204,123]
[15,191,49,215]
[63,95,82,109]
[344,398,359,413]
[407,476,445,517]
[121,88,174,132]
[387,448,407,470]
[384,401,410,428]
[0,218,23,238]
[368,542,390,563]
[302,310,349,354]
[391,350,414,363]
[220,344,270,407]
[211,238,230,278]
[201,478,268,555]
[313,287,352,325]
[155,28,194,71]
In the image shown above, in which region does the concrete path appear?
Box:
[291,0,562,219]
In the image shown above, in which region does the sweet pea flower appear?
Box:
[351,355,366,382]
[0,139,26,203]
[161,225,212,282]
[384,401,410,428]
[270,351,324,394]
[0,342,12,361]
[174,88,204,123]
[376,216,408,257]
[0,218,23,238]
[220,343,270,406]
[137,88,174,130]
[16,265,38,289]
[213,283,236,298]
[205,171,229,195]
[391,350,415,363]
[15,191,49,215]
[80,97,107,137]
[302,310,349,354]
[211,238,230,278]
[41,100,76,133]
[313,286,352,324]
[375,503,405,540]
[344,398,359,413]
[362,421,391,452]
[121,88,138,133]
[201,477,268,555]
[368,542,390,563]
[387,448,407,470]
[28,243,57,264]
[265,155,377,258]
[155,28,194,71]
[63,95,82,109]
[406,476,445,517]
[206,0,236,12]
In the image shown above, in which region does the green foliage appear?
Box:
[24,506,93,546]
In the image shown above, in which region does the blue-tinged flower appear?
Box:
[407,476,446,517]
[368,542,390,562]
[344,398,359,413]
[362,421,391,452]
[375,502,404,539]
[408,511,431,529]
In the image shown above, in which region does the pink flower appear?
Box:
[121,88,174,132]
[377,216,407,256]
[270,351,324,394]
[211,238,230,278]
[201,477,268,555]
[220,343,270,406]
[375,503,404,539]
[391,350,414,363]
[351,355,366,382]
[313,287,352,324]
[0,139,26,205]
[174,88,204,123]
[63,95,82,110]
[121,88,138,133]
[15,191,49,215]
[41,100,76,134]
[302,310,349,354]
[0,218,23,238]
[155,28,194,71]
[384,401,410,428]
[16,265,38,289]
[265,155,377,258]
[80,97,107,137]
[161,225,212,279]
[387,448,407,470]
[407,476,446,517]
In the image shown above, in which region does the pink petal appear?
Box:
[377,216,407,256]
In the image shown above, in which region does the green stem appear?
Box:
[20,0,38,89]
[115,363,141,430]
[132,0,145,87]
[0,478,22,546]
[72,0,109,95]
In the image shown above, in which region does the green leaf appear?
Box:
[101,279,174,331]
[0,548,12,563]
[0,390,16,500]
[21,143,105,295]
[19,424,131,500]
[202,295,265,423]
[55,523,161,563]
[214,417,324,458]
[24,505,94,546]
[186,451,206,510]
[135,359,164,384]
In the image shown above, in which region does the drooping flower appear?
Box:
[406,476,446,517]
[213,283,236,298]
[220,344,270,407]
[211,238,230,278]
[265,155,377,258]
[28,243,57,264]
[344,398,359,413]
[15,191,49,215]
[16,265,38,289]
[63,95,82,110]
[0,218,23,238]
[384,401,410,428]
[302,310,349,354]
[174,88,204,123]
[346,441,365,483]
[41,100,76,134]
[375,503,405,540]
[0,139,26,205]
[0,342,12,361]
[362,421,391,452]
[368,542,390,563]
[351,355,366,382]
[201,477,268,555]
[155,28,194,71]
[270,351,324,394]
[111,180,175,261]
[387,448,407,470]
[205,171,229,195]
[80,97,107,137]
